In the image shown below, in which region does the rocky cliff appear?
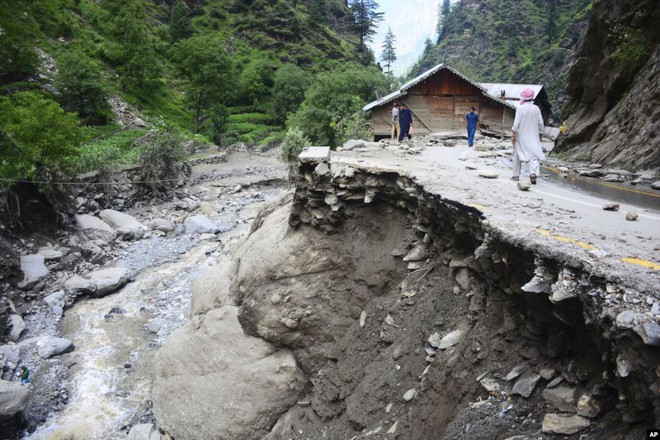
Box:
[556,0,660,170]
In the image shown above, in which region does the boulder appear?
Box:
[127,423,161,440]
[6,315,25,342]
[19,336,74,358]
[184,215,217,234]
[99,209,147,240]
[149,219,176,234]
[542,386,576,413]
[510,373,541,398]
[64,267,131,297]
[75,214,116,240]
[0,381,30,433]
[152,306,305,440]
[19,254,48,289]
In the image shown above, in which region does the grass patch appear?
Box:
[71,128,148,174]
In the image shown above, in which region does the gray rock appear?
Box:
[427,332,443,349]
[651,181,660,190]
[454,267,471,291]
[634,322,660,347]
[510,373,542,398]
[19,336,74,358]
[184,215,217,234]
[517,182,531,191]
[127,423,161,440]
[152,306,305,440]
[149,218,176,234]
[438,329,465,349]
[625,211,638,221]
[576,393,602,418]
[19,254,48,289]
[602,203,620,211]
[37,247,63,260]
[542,386,576,413]
[7,315,25,342]
[541,413,590,435]
[402,243,429,262]
[76,214,116,237]
[0,381,31,426]
[477,169,499,179]
[64,267,131,297]
[615,310,643,329]
[403,388,417,401]
[521,276,552,294]
[43,290,66,310]
[146,319,166,334]
[0,345,21,363]
[99,209,147,240]
[480,377,503,393]
[505,363,527,381]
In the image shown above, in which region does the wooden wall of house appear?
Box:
[369,69,515,138]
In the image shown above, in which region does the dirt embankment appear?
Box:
[210,155,658,439]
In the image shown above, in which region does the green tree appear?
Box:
[172,35,234,133]
[108,0,162,94]
[349,0,384,50]
[55,51,111,125]
[239,57,275,108]
[272,64,309,123]
[169,0,195,42]
[0,8,39,82]
[0,92,82,182]
[309,0,328,24]
[436,0,451,42]
[381,27,397,75]
[288,64,388,148]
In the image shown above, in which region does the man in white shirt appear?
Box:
[391,102,400,140]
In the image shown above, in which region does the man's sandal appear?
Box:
[511,176,519,181]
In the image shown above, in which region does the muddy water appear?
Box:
[544,167,660,210]
[25,240,219,440]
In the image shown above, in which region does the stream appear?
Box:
[21,187,285,440]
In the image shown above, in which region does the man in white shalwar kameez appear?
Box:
[511,88,545,184]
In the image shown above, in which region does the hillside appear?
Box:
[413,0,592,122]
[0,0,369,149]
[556,0,659,169]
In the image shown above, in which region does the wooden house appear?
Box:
[364,64,550,140]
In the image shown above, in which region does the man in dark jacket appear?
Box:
[398,103,413,142]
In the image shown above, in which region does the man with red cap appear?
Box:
[511,88,544,184]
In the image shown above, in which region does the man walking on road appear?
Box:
[511,88,544,184]
[465,107,479,147]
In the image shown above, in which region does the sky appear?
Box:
[368,0,453,77]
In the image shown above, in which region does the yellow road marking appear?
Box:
[537,229,659,269]
[536,229,597,250]
[544,167,660,199]
[621,258,660,270]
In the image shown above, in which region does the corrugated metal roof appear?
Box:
[363,89,407,112]
[480,83,544,108]
[363,63,523,112]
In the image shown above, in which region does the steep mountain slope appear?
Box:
[556,0,659,169]
[0,0,364,143]
[413,0,591,118]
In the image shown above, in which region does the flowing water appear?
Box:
[23,188,284,440]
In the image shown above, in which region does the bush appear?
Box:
[280,127,309,163]
[0,91,82,183]
[138,130,189,193]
